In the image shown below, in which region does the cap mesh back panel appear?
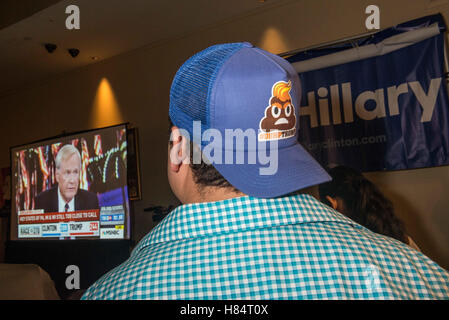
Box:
[169,43,246,134]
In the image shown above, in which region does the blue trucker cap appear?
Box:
[169,42,330,198]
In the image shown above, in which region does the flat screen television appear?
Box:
[9,123,131,240]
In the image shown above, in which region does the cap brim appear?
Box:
[211,142,331,198]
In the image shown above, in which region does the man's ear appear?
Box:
[326,195,338,210]
[169,126,189,173]
[55,169,60,184]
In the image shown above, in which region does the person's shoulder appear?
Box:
[77,188,97,199]
[36,187,57,200]
[35,187,58,212]
[76,188,99,208]
[81,264,128,299]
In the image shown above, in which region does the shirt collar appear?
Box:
[133,194,359,254]
[58,187,75,212]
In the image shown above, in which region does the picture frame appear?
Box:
[127,127,142,201]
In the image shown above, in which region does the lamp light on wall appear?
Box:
[91,77,123,128]
[260,27,288,54]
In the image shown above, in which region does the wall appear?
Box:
[1,0,448,269]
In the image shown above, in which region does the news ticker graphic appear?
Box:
[17,205,125,239]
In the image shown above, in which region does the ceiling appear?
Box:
[0,0,291,96]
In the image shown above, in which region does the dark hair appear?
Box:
[168,118,238,192]
[318,165,408,244]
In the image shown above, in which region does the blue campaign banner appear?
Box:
[288,14,449,172]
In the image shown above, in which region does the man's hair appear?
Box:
[168,118,238,192]
[318,165,408,244]
[55,144,81,170]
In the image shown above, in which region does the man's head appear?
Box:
[167,119,242,204]
[55,144,81,203]
[168,42,330,202]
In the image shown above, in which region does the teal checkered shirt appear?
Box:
[82,194,449,299]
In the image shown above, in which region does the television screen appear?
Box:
[9,124,130,240]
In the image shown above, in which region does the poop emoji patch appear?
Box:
[259,81,296,141]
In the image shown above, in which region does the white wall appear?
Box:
[1,0,448,269]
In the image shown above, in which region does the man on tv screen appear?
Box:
[35,144,99,213]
